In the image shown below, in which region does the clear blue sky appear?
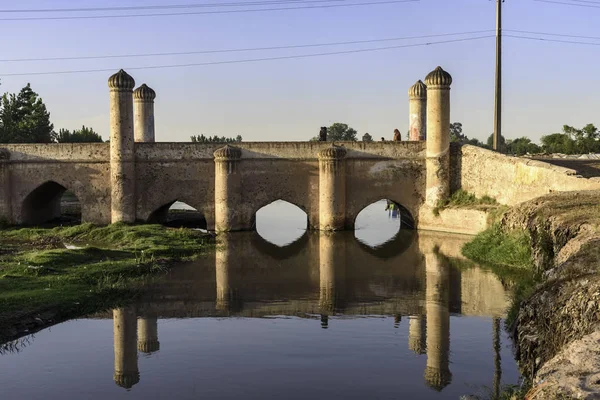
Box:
[0,0,598,143]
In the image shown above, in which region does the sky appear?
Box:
[0,0,598,143]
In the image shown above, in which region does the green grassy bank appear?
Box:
[0,223,213,341]
[461,223,538,327]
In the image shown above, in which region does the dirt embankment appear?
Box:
[502,191,600,398]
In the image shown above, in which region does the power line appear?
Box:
[0,0,418,21]
[505,29,600,40]
[0,30,492,63]
[533,0,600,8]
[506,34,600,45]
[0,0,351,13]
[0,35,493,77]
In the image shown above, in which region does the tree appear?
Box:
[325,123,358,141]
[0,84,54,143]
[362,132,373,142]
[540,133,575,154]
[563,124,600,154]
[449,122,486,148]
[56,125,103,143]
[190,134,243,143]
[449,122,464,143]
[486,133,505,151]
[505,137,541,156]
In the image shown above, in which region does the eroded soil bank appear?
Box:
[500,191,600,398]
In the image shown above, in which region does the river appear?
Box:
[0,200,520,399]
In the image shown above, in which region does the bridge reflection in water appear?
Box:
[109,230,509,392]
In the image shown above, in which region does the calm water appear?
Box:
[0,201,520,399]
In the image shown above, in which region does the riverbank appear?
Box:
[463,190,600,399]
[0,223,213,344]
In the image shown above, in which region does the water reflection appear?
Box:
[102,230,511,394]
[0,229,517,399]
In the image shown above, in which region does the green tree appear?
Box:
[449,122,464,142]
[449,122,486,148]
[191,134,242,143]
[540,133,575,154]
[563,124,600,153]
[325,123,357,141]
[362,132,373,142]
[505,137,541,156]
[0,84,54,143]
[486,133,506,151]
[56,125,103,143]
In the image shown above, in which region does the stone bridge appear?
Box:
[1,67,599,233]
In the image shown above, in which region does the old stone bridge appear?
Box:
[1,67,599,233]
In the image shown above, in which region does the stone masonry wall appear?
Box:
[450,143,600,205]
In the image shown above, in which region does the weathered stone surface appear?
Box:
[418,207,489,235]
[133,84,156,143]
[409,80,427,141]
[0,140,599,233]
[450,144,600,205]
[425,66,451,207]
[532,330,600,399]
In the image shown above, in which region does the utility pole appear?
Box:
[493,0,503,151]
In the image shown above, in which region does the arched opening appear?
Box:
[21,181,81,226]
[148,201,207,230]
[254,200,308,246]
[354,199,414,247]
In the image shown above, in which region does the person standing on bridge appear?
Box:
[318,127,327,142]
[393,129,402,141]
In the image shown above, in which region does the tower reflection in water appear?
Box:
[111,230,508,392]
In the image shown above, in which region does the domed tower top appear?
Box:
[424,66,452,88]
[133,84,156,101]
[214,144,242,160]
[318,145,347,160]
[408,80,427,99]
[108,69,135,91]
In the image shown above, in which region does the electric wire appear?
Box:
[0,0,418,21]
[0,30,493,63]
[0,35,493,77]
[533,0,600,8]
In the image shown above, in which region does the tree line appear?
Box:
[449,122,600,155]
[0,83,243,144]
[0,84,103,143]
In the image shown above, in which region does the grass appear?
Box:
[433,189,499,216]
[0,223,213,341]
[461,223,539,328]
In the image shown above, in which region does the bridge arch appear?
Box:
[251,199,309,245]
[20,180,84,225]
[350,195,416,231]
[143,197,212,230]
[147,200,207,229]
[249,197,310,230]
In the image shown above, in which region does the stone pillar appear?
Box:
[133,84,156,143]
[137,315,159,353]
[214,145,243,232]
[409,80,427,141]
[113,307,139,389]
[108,69,136,223]
[424,66,452,207]
[0,149,12,224]
[216,234,234,311]
[318,231,346,327]
[408,315,426,354]
[424,250,451,391]
[318,146,347,231]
